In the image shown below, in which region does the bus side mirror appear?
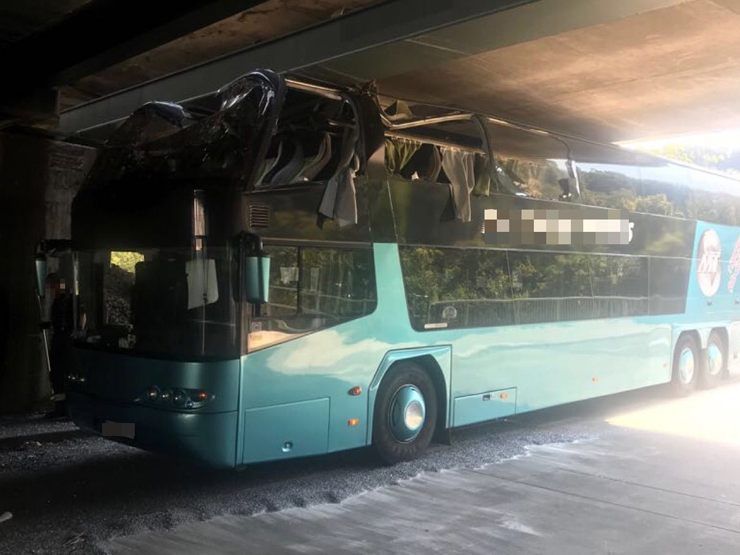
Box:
[235,231,270,304]
[34,254,47,297]
[245,254,270,304]
[558,178,573,201]
[560,158,581,201]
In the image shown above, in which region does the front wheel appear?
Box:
[372,362,438,464]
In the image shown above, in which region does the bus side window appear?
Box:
[400,246,658,330]
[638,162,690,217]
[564,138,642,211]
[649,257,691,315]
[265,246,300,317]
[589,255,649,318]
[686,170,740,226]
[508,252,592,324]
[485,121,570,201]
[247,245,376,351]
[509,252,650,324]
[398,246,513,330]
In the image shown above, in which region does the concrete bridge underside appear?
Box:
[55,0,740,143]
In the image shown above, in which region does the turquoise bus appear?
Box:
[63,70,740,467]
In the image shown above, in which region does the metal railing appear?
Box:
[423,295,657,326]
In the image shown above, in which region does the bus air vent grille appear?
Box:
[248,204,271,229]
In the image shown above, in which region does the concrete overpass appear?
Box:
[45,0,740,143]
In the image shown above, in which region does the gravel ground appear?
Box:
[0,386,670,554]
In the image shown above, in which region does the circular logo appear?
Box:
[697,229,722,297]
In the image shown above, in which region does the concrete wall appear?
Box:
[0,132,95,413]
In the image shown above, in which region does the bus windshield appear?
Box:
[75,247,238,360]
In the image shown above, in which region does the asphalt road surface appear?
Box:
[2,383,737,554]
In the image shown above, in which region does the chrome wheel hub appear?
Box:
[678,347,695,385]
[707,342,724,377]
[389,385,426,443]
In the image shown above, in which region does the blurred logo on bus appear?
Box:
[482,208,633,246]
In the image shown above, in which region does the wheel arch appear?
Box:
[672,326,729,352]
[366,346,451,445]
[672,328,702,351]
[709,326,729,351]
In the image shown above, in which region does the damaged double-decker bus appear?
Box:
[61,70,740,468]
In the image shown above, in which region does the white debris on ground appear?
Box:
[0,390,656,553]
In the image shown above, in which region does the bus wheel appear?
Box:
[700,331,725,389]
[671,334,698,396]
[373,362,438,464]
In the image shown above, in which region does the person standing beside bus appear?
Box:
[46,273,74,418]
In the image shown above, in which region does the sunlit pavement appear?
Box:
[608,382,740,446]
[105,383,740,554]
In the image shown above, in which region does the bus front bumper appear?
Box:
[68,391,238,468]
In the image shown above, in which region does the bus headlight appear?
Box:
[136,386,213,409]
[66,372,88,384]
[172,389,187,407]
[146,386,160,402]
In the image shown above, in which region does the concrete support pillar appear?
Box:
[0,132,95,413]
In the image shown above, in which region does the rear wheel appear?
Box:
[700,330,726,389]
[373,362,438,464]
[671,334,699,396]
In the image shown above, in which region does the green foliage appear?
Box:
[647,145,729,170]
[685,191,740,226]
[579,170,677,216]
[400,247,600,326]
[399,246,652,328]
[110,251,144,274]
[498,157,563,200]
[634,193,675,216]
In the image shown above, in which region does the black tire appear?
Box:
[671,334,699,396]
[700,330,726,389]
[372,362,438,464]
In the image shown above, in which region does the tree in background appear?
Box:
[644,144,740,178]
